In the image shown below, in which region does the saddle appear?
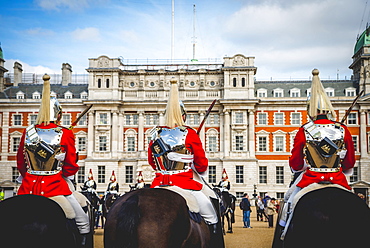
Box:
[49,191,89,219]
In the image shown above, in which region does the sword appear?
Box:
[68,105,92,130]
[197,99,217,135]
[340,90,364,124]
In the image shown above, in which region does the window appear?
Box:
[276,166,284,184]
[125,166,134,183]
[145,114,159,125]
[16,91,24,99]
[259,166,267,184]
[78,137,86,152]
[325,88,335,97]
[258,113,267,125]
[350,167,358,182]
[208,136,218,152]
[208,165,216,184]
[273,88,284,97]
[347,113,357,125]
[213,114,219,125]
[98,166,105,183]
[12,167,19,183]
[62,114,71,126]
[241,78,246,87]
[12,137,21,152]
[29,114,37,125]
[234,112,244,124]
[99,113,108,124]
[186,114,200,125]
[291,113,301,125]
[32,92,41,99]
[233,78,237,87]
[77,166,85,184]
[275,136,284,152]
[236,192,244,199]
[290,88,300,97]
[257,89,267,98]
[81,92,88,99]
[98,79,102,88]
[13,114,22,126]
[236,165,244,183]
[345,88,356,97]
[99,136,107,151]
[274,113,284,125]
[106,78,110,88]
[258,136,267,152]
[64,91,73,99]
[276,192,285,199]
[78,115,87,126]
[352,136,358,152]
[127,137,135,151]
[235,135,244,151]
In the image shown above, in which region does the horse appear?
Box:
[213,187,235,234]
[103,192,120,218]
[104,188,225,248]
[272,186,370,248]
[0,194,94,248]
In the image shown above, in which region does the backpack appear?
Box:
[239,200,245,210]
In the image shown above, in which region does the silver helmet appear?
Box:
[50,97,62,122]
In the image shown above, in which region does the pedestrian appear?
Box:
[256,196,268,221]
[240,193,252,228]
[267,198,277,228]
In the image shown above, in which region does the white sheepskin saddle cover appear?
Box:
[160,186,200,213]
[48,195,76,219]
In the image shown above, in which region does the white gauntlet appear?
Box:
[55,152,66,161]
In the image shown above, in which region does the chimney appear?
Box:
[13,61,22,87]
[62,63,72,86]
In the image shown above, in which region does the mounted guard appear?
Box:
[278,69,356,239]
[16,74,91,247]
[148,79,223,246]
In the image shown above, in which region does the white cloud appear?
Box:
[4,59,58,74]
[71,27,101,41]
[36,0,90,10]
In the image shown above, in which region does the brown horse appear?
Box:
[104,188,224,248]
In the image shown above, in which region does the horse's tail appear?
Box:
[116,193,140,248]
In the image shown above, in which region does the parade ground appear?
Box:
[93,207,276,248]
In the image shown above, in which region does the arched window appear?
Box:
[233,78,237,87]
[98,79,101,88]
[106,79,109,88]
[241,78,246,87]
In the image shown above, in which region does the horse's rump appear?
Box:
[0,194,78,248]
[279,187,370,248]
[104,188,211,248]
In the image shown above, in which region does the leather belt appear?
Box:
[309,167,340,173]
[27,169,61,175]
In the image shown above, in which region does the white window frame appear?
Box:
[206,128,219,152]
[9,131,22,153]
[347,112,357,125]
[234,112,244,124]
[257,88,267,98]
[258,112,268,125]
[345,87,356,97]
[325,87,335,97]
[290,88,300,97]
[274,112,284,125]
[98,112,109,125]
[256,130,269,152]
[273,88,284,97]
[75,131,87,153]
[291,112,301,125]
[61,113,71,126]
[80,91,88,99]
[64,91,73,99]
[16,91,25,99]
[28,114,38,125]
[352,135,359,152]
[273,130,286,152]
[125,129,137,152]
[32,91,41,99]
[12,114,22,126]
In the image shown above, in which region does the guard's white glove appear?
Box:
[55,152,66,161]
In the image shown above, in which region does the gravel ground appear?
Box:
[93,208,276,248]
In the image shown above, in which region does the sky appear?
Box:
[1,0,370,80]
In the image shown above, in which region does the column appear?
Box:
[219,111,224,157]
[138,111,144,151]
[111,111,118,158]
[360,110,368,158]
[118,112,124,153]
[159,111,165,126]
[248,110,256,158]
[223,110,230,157]
[87,111,95,158]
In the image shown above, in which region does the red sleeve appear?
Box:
[341,125,355,171]
[185,128,208,173]
[60,128,79,177]
[147,140,156,169]
[289,127,306,171]
[16,130,27,177]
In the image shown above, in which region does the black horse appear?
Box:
[104,188,225,248]
[0,194,94,248]
[272,187,370,248]
[213,187,236,234]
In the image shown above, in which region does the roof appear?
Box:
[0,84,88,99]
[354,26,370,54]
[255,79,357,97]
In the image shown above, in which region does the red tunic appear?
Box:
[289,118,355,190]
[148,127,208,190]
[17,123,79,197]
